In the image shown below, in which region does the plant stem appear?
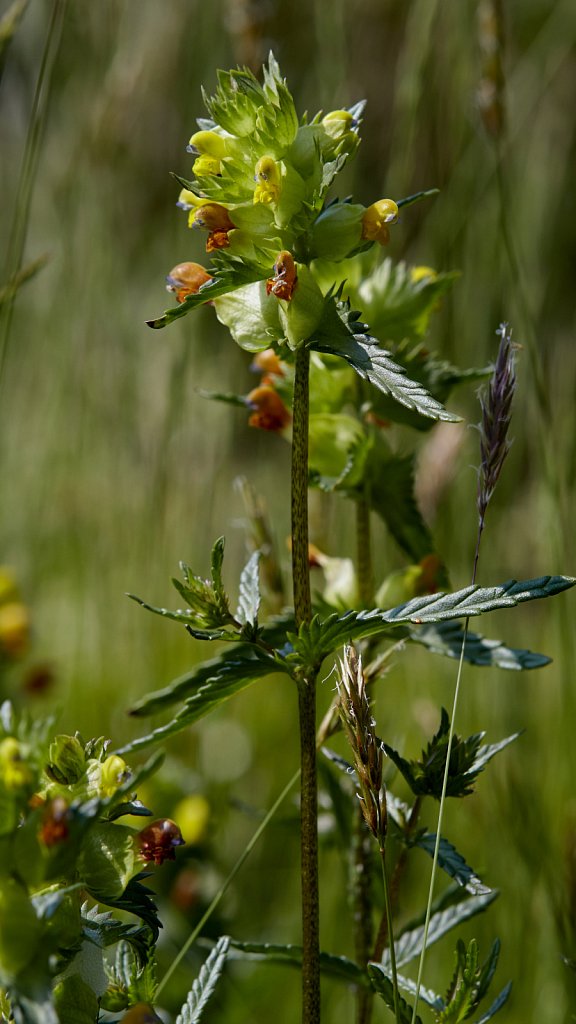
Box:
[155,768,300,998]
[353,812,374,1024]
[291,341,321,1023]
[380,842,401,1024]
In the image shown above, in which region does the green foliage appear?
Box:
[310,296,461,422]
[175,935,230,1024]
[412,621,552,671]
[383,708,519,799]
[368,964,424,1024]
[435,939,508,1023]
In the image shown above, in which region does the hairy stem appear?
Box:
[291,342,320,1023]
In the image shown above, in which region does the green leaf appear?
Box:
[396,188,440,210]
[227,940,368,987]
[126,647,283,719]
[355,259,458,344]
[176,935,230,1024]
[475,982,512,1022]
[310,297,460,422]
[368,964,424,1024]
[383,709,519,799]
[146,255,267,330]
[236,551,261,627]
[412,833,491,896]
[210,537,229,620]
[289,573,575,670]
[118,650,285,755]
[381,891,497,969]
[410,621,552,670]
[91,875,161,944]
[368,966,444,1011]
[79,823,135,901]
[308,413,370,491]
[54,973,99,1024]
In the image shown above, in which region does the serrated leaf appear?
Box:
[226,940,368,987]
[410,621,552,670]
[289,573,575,670]
[127,646,283,719]
[380,892,497,969]
[96,874,161,943]
[127,592,235,641]
[310,297,460,422]
[118,650,286,755]
[146,256,267,330]
[412,833,491,895]
[474,982,512,1022]
[368,966,444,1011]
[368,964,424,1023]
[176,935,230,1024]
[236,551,261,627]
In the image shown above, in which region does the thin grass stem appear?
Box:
[155,768,300,998]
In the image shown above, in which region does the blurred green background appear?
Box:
[1,1,576,1021]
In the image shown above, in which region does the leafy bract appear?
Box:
[354,258,458,343]
[310,296,460,423]
[235,551,261,629]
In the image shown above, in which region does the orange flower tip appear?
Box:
[307,542,324,568]
[266,250,298,301]
[191,203,235,233]
[251,348,284,377]
[246,386,291,432]
[138,819,185,866]
[166,262,213,302]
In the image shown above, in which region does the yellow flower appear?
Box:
[253,156,281,205]
[361,199,399,245]
[97,755,129,798]
[188,130,227,176]
[0,737,32,790]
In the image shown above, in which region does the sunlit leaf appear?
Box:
[411,621,552,670]
[412,832,491,895]
[380,891,497,969]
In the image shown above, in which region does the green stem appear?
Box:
[155,768,300,998]
[380,842,401,1024]
[291,342,321,1023]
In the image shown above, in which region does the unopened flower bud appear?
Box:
[361,199,398,244]
[166,262,213,303]
[190,203,236,252]
[137,819,185,866]
[246,386,291,432]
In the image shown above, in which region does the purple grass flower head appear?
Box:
[477,322,516,527]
